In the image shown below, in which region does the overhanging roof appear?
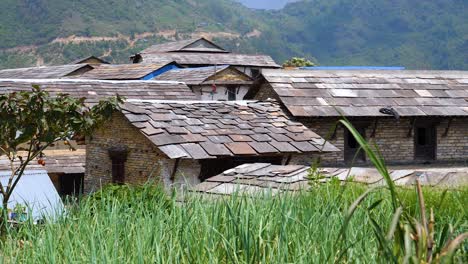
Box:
[261,69,468,117]
[121,100,338,160]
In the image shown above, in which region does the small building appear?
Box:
[85,100,338,193]
[132,38,280,78]
[0,64,94,79]
[0,79,198,196]
[250,69,468,166]
[71,56,110,65]
[154,65,254,101]
[70,62,181,80]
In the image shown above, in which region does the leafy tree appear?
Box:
[0,86,121,233]
[282,57,316,67]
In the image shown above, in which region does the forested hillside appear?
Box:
[0,0,466,69]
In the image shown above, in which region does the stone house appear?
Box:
[84,100,338,193]
[0,78,197,196]
[130,38,280,78]
[249,69,468,166]
[154,65,254,101]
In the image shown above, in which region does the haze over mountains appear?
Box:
[0,0,466,70]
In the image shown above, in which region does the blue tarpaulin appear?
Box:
[0,170,63,220]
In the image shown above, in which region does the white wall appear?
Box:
[192,85,251,101]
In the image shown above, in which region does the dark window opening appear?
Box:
[108,146,129,184]
[251,69,260,78]
[227,86,237,101]
[199,156,283,181]
[414,125,436,161]
[111,160,126,184]
[60,173,84,197]
[344,126,366,164]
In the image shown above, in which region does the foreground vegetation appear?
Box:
[0,183,466,263]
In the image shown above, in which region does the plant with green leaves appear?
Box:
[0,86,121,234]
[282,57,316,67]
[336,119,467,263]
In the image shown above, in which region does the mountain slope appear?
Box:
[0,0,466,70]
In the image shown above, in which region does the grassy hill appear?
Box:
[0,0,466,70]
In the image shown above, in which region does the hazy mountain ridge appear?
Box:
[0,0,466,70]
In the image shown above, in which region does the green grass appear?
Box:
[0,183,466,263]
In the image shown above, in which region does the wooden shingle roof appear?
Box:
[70,62,178,80]
[0,64,94,79]
[141,53,280,68]
[0,79,197,104]
[261,69,468,117]
[121,100,338,160]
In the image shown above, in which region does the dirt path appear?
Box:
[1,29,261,53]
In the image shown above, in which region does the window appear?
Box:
[344,126,366,164]
[251,69,260,78]
[227,86,237,101]
[108,146,128,184]
[414,125,436,161]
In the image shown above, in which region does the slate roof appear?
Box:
[121,100,338,160]
[71,56,109,65]
[71,62,177,80]
[141,53,281,68]
[0,149,86,174]
[154,65,253,85]
[192,163,468,195]
[260,69,468,117]
[0,79,197,104]
[192,163,310,194]
[0,64,94,79]
[142,38,229,53]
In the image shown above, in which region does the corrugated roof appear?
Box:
[71,62,176,80]
[0,79,197,104]
[0,170,63,220]
[260,69,468,117]
[121,100,338,160]
[141,52,281,68]
[0,64,94,79]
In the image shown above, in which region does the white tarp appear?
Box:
[0,170,64,220]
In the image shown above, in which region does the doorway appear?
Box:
[344,126,366,164]
[414,125,437,161]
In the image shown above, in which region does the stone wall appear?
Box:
[298,117,467,166]
[85,113,201,193]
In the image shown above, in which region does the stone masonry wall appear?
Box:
[298,117,467,166]
[85,112,201,193]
